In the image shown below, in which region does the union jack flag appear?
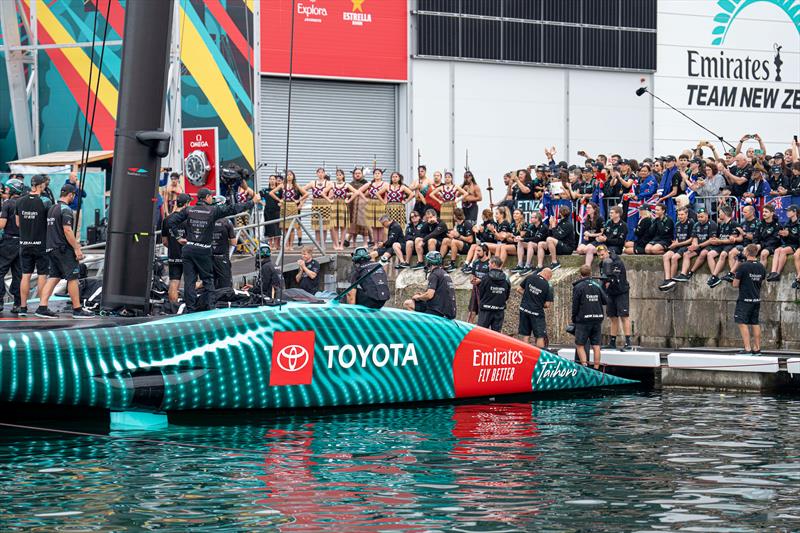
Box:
[766,195,791,224]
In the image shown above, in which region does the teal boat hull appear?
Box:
[0,303,634,411]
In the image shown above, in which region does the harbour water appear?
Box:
[1,391,799,531]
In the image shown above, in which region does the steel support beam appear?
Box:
[1,0,35,158]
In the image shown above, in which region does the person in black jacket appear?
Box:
[536,205,575,271]
[167,187,257,312]
[645,203,675,255]
[466,243,491,323]
[476,256,511,332]
[161,193,191,303]
[513,211,549,273]
[0,178,24,313]
[571,264,607,368]
[412,209,448,270]
[597,245,631,351]
[404,251,456,319]
[757,203,782,267]
[348,247,390,309]
[624,205,654,255]
[377,214,406,267]
[248,244,284,300]
[596,205,626,255]
[517,267,553,347]
[442,208,474,272]
[733,244,766,354]
[659,206,694,291]
[401,211,424,269]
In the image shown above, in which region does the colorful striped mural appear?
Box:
[0,0,255,170]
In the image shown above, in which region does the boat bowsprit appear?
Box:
[0,303,635,412]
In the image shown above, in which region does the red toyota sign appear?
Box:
[182,127,219,201]
[261,0,408,81]
[270,331,316,386]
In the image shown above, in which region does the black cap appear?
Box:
[696,207,707,214]
[176,193,192,206]
[690,158,703,165]
[665,155,677,162]
[60,183,76,196]
[638,204,650,212]
[773,152,784,159]
[619,159,630,166]
[197,188,213,199]
[582,166,593,173]
[31,174,48,187]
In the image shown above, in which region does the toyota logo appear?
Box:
[276,345,310,372]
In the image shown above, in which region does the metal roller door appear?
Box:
[259,76,397,188]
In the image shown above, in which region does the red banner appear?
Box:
[182,127,219,201]
[261,0,407,81]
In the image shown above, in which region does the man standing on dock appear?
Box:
[732,244,766,355]
[596,245,632,351]
[517,267,553,348]
[572,264,607,369]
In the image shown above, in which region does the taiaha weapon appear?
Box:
[465,149,470,172]
[487,177,494,208]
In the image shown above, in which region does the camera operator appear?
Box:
[167,187,258,312]
[517,267,553,348]
[348,247,390,309]
[596,245,631,351]
[211,200,237,290]
[403,251,456,319]
[161,193,191,303]
[733,244,766,354]
[571,264,607,369]
[475,256,510,332]
[717,154,752,198]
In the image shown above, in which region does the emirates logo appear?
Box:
[276,344,310,372]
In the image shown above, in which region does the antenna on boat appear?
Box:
[278,0,298,309]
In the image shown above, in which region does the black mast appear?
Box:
[101,1,175,314]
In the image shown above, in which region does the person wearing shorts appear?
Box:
[161,193,191,303]
[517,267,553,347]
[571,265,607,369]
[733,244,766,354]
[659,206,694,291]
[15,174,52,315]
[707,205,742,288]
[33,184,93,319]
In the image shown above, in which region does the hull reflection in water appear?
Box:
[0,302,634,411]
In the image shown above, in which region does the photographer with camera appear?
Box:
[571,264,607,369]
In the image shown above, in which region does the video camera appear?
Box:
[220,163,252,189]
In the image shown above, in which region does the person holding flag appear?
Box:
[657,155,681,220]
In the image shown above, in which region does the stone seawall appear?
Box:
[379,255,800,351]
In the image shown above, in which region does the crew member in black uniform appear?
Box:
[724,204,761,282]
[348,247,390,309]
[466,243,491,323]
[623,205,654,255]
[757,203,782,267]
[211,201,237,290]
[295,246,321,294]
[442,208,474,272]
[597,205,626,255]
[35,184,93,319]
[15,174,52,315]
[377,214,406,267]
[167,187,257,312]
[597,245,631,351]
[249,244,283,300]
[476,256,510,332]
[659,206,694,291]
[769,204,800,287]
[679,207,717,280]
[645,203,675,255]
[0,178,24,313]
[707,205,742,288]
[404,251,456,319]
[517,267,553,347]
[161,193,191,303]
[733,244,766,354]
[571,264,607,368]
[413,209,448,269]
[537,205,576,271]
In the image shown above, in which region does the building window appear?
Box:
[414,0,656,71]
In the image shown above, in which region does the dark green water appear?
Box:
[1,391,799,531]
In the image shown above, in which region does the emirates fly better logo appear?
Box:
[270,331,315,386]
